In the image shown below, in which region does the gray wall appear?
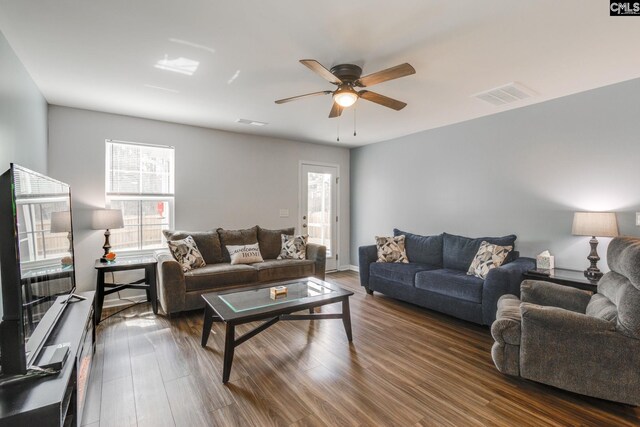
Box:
[0,29,47,173]
[48,106,350,294]
[351,78,640,272]
[0,30,48,316]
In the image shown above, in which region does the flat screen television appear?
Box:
[0,164,76,375]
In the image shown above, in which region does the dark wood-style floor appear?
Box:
[81,271,640,427]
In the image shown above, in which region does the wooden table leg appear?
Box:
[342,298,353,342]
[147,265,158,314]
[222,323,235,383]
[95,271,105,325]
[201,306,215,347]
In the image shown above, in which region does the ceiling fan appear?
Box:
[275,60,416,118]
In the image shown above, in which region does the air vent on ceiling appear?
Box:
[235,118,268,126]
[473,82,535,106]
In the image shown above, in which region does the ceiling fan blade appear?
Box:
[358,90,407,110]
[329,102,343,118]
[300,59,342,85]
[357,63,415,87]
[275,91,332,104]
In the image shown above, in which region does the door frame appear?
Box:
[298,160,341,272]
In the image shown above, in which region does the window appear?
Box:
[105,140,174,251]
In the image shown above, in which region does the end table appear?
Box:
[523,267,598,293]
[94,256,158,324]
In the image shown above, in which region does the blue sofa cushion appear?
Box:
[442,233,517,272]
[393,229,443,266]
[415,269,485,303]
[370,262,437,286]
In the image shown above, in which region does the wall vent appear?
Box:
[236,118,268,126]
[473,82,535,106]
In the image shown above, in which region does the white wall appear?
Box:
[351,78,640,271]
[48,106,350,294]
[0,29,47,173]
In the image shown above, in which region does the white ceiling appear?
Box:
[1,1,639,147]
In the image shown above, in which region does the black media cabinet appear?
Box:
[0,291,95,427]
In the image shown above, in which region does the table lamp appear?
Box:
[572,212,619,280]
[50,210,73,253]
[91,209,124,262]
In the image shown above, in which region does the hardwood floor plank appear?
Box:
[87,271,640,426]
[99,376,136,427]
[131,352,175,427]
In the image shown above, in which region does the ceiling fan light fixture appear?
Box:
[333,85,358,108]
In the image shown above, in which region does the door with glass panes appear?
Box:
[300,163,338,271]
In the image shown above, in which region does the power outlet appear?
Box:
[279,209,289,218]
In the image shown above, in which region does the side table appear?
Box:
[94,256,158,324]
[523,268,598,293]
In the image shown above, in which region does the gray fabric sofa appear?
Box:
[491,236,640,406]
[359,230,535,325]
[155,226,326,315]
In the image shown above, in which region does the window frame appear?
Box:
[105,139,175,253]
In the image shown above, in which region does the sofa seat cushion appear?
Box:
[254,259,314,282]
[415,268,484,303]
[184,263,257,292]
[370,262,437,286]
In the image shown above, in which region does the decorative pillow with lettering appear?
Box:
[227,243,264,265]
[375,235,409,263]
[467,241,513,279]
[167,235,206,272]
[277,234,308,260]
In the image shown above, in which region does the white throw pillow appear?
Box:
[277,234,308,260]
[467,241,513,279]
[375,235,409,263]
[167,235,206,272]
[227,243,264,265]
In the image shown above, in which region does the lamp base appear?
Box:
[584,269,603,281]
[584,236,603,282]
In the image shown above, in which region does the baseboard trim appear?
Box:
[103,293,147,309]
[349,265,359,272]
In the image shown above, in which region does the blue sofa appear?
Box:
[359,230,535,325]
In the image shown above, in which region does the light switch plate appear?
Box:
[636,212,640,226]
[279,209,289,218]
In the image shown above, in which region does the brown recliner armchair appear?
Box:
[491,236,640,406]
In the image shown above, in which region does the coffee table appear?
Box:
[201,277,354,383]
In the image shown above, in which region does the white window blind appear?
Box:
[105,140,175,251]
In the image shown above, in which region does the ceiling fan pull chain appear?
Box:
[337,116,340,142]
[353,108,357,137]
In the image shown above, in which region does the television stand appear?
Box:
[0,291,95,427]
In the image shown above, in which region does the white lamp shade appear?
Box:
[572,212,619,237]
[91,209,124,230]
[50,211,72,233]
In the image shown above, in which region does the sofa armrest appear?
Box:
[520,280,592,313]
[154,250,186,315]
[358,245,378,290]
[521,303,615,333]
[482,257,535,325]
[306,243,326,280]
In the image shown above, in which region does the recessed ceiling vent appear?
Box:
[473,82,535,106]
[235,118,268,126]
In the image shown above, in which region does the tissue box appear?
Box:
[536,252,555,270]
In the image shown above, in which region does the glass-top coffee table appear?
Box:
[201,277,354,383]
